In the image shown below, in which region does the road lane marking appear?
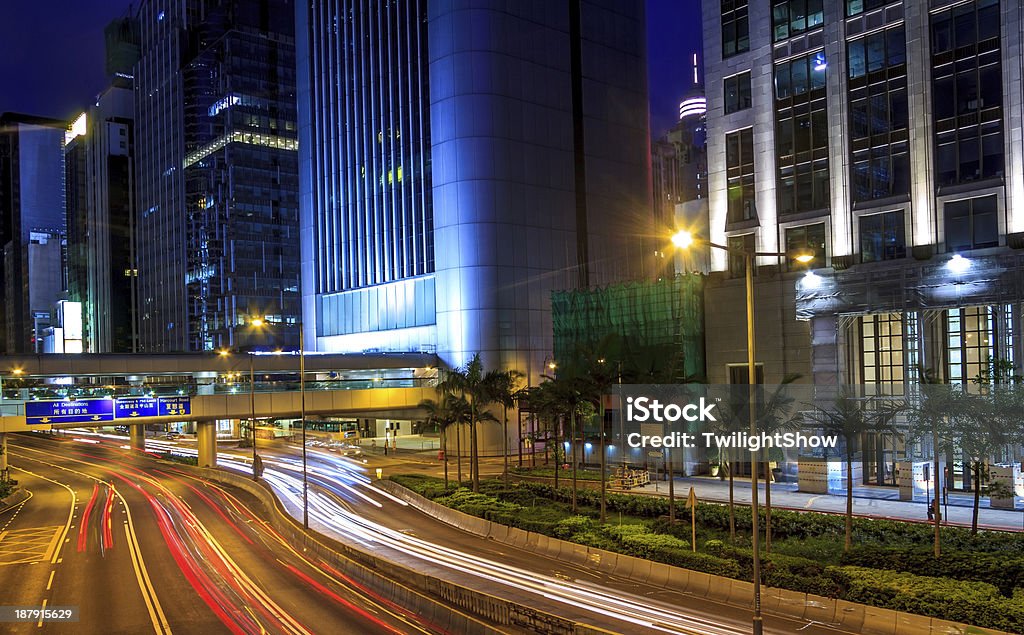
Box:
[10,448,170,633]
[122,502,172,634]
[8,465,77,566]
[37,597,47,627]
[0,526,63,565]
[46,570,55,590]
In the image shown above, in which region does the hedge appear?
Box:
[833,566,1024,633]
[841,546,1024,597]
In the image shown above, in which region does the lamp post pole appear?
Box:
[250,353,259,480]
[744,250,763,635]
[300,322,308,529]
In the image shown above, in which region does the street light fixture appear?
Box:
[670,229,813,635]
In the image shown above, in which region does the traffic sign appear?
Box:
[115,397,158,418]
[157,397,191,417]
[26,398,115,425]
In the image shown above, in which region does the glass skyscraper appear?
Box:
[297,1,651,380]
[135,0,300,352]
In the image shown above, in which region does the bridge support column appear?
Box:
[1,432,8,482]
[129,425,145,452]
[197,421,217,468]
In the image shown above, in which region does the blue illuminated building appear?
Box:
[0,113,67,354]
[296,1,652,379]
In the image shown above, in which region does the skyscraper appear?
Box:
[0,113,67,354]
[134,0,299,352]
[296,1,651,379]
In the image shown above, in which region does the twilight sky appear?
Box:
[0,1,700,135]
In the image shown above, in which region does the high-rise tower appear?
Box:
[296,1,651,379]
[134,0,299,352]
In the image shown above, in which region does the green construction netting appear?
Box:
[551,274,705,382]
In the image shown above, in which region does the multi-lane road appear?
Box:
[0,433,454,634]
[0,431,855,634]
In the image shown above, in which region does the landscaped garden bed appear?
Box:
[391,474,1024,632]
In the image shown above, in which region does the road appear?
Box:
[1,433,456,635]
[205,441,852,635]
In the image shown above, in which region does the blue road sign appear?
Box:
[26,399,115,425]
[158,397,191,417]
[115,397,159,419]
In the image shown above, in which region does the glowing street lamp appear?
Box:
[670,229,812,635]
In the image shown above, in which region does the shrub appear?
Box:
[833,566,1024,632]
[841,546,1024,597]
[553,515,596,540]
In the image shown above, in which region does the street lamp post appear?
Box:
[251,318,307,528]
[249,353,260,481]
[671,230,812,635]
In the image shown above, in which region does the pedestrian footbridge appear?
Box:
[0,352,438,468]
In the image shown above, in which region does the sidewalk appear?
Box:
[633,475,1024,532]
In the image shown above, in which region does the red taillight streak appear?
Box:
[78,483,100,552]
[283,562,404,635]
[101,485,116,550]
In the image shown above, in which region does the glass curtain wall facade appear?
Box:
[0,114,67,354]
[135,0,299,352]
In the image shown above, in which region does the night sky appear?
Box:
[0,0,700,134]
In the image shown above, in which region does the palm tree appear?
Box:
[486,369,524,488]
[712,389,753,541]
[752,375,801,552]
[419,395,470,489]
[438,354,495,493]
[905,367,958,557]
[952,387,1019,534]
[802,388,903,552]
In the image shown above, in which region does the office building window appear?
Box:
[859,211,906,263]
[728,233,755,278]
[772,0,824,42]
[861,313,905,387]
[724,72,752,114]
[726,128,755,223]
[848,26,909,201]
[946,305,1013,387]
[722,0,750,58]
[944,195,998,251]
[775,52,829,215]
[785,222,826,269]
[931,0,1003,186]
[847,0,891,17]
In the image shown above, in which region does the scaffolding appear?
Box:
[551,274,705,381]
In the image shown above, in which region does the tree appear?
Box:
[418,395,470,489]
[538,373,591,512]
[486,369,524,488]
[905,367,959,557]
[712,390,753,541]
[802,388,903,552]
[750,375,801,552]
[438,354,496,493]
